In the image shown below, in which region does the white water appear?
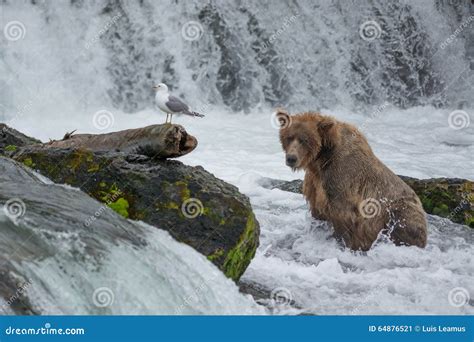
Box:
[0,212,263,315]
[179,107,474,315]
[7,104,472,315]
[24,222,262,315]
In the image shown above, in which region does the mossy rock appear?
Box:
[399,176,473,228]
[13,147,260,281]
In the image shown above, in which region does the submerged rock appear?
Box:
[13,147,260,281]
[260,176,473,227]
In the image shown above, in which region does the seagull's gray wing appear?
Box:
[166,95,191,114]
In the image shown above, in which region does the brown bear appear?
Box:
[277,109,427,251]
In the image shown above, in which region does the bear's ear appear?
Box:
[318,117,339,147]
[275,107,291,128]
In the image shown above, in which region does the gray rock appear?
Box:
[0,124,40,155]
[13,147,260,280]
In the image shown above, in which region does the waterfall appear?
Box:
[1,0,472,119]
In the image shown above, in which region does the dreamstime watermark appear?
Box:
[355,102,389,135]
[439,15,474,50]
[181,198,204,219]
[194,102,211,116]
[7,95,40,126]
[5,323,85,336]
[437,0,467,6]
[351,281,388,314]
[84,12,124,49]
[448,110,470,130]
[358,198,382,218]
[443,196,470,225]
[270,287,293,306]
[255,11,301,60]
[181,21,204,41]
[3,20,26,41]
[359,20,382,41]
[0,281,32,311]
[174,276,215,314]
[448,287,470,307]
[84,189,123,227]
[16,99,34,120]
[263,12,301,48]
[193,93,220,116]
[92,109,115,131]
[92,287,115,308]
[3,198,27,222]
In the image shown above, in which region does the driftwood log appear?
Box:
[42,124,197,159]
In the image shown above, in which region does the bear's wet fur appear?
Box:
[278,109,427,251]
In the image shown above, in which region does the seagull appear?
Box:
[153,83,205,124]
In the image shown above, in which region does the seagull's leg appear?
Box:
[170,114,173,124]
[165,113,169,123]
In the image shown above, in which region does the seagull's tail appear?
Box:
[192,111,205,118]
[184,109,205,118]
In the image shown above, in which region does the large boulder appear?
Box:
[0,157,261,314]
[260,176,474,227]
[13,147,260,281]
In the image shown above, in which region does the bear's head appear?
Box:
[277,109,338,170]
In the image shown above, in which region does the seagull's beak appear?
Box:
[153,86,159,90]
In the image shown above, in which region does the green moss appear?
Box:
[22,157,34,168]
[157,181,192,215]
[222,213,258,281]
[107,198,130,218]
[87,164,100,173]
[420,195,433,212]
[466,216,474,228]
[94,183,130,218]
[207,248,224,261]
[201,199,247,226]
[433,204,450,217]
[162,201,180,210]
[97,183,121,202]
[67,150,88,171]
[416,184,473,225]
[5,145,17,152]
[67,149,100,174]
[175,180,191,200]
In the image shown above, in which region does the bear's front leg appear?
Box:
[333,220,380,251]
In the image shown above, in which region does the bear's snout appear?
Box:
[286,154,298,167]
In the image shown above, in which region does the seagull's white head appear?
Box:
[153,83,169,93]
